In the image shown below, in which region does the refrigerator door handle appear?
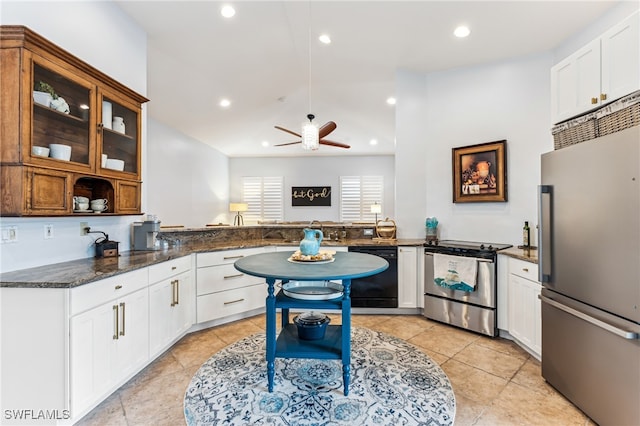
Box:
[538,185,552,283]
[540,294,640,340]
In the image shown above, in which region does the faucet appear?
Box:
[309,220,323,231]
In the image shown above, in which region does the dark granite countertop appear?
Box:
[499,247,538,264]
[0,238,426,289]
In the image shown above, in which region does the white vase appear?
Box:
[112,116,125,133]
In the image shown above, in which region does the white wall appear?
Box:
[0,1,147,272]
[396,52,554,246]
[395,70,428,239]
[229,156,395,223]
[146,119,230,227]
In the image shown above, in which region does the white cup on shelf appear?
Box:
[101,154,108,168]
[49,144,71,161]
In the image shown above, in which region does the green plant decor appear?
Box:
[34,81,58,99]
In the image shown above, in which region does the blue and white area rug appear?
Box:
[184,326,455,425]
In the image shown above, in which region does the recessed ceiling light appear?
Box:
[261,141,270,147]
[386,97,396,105]
[318,34,331,44]
[221,5,236,18]
[369,139,378,146]
[454,26,470,38]
[219,99,231,108]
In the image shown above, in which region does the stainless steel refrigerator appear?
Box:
[538,125,640,426]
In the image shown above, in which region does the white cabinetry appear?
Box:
[70,268,149,417]
[507,258,541,359]
[149,256,193,357]
[398,246,420,308]
[196,247,268,323]
[551,11,639,123]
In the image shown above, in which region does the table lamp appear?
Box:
[230,203,248,226]
[370,202,382,223]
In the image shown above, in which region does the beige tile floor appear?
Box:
[77,314,595,425]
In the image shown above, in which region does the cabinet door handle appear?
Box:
[113,305,119,340]
[171,279,179,306]
[600,93,607,101]
[224,298,245,305]
[171,266,177,270]
[115,285,122,290]
[119,302,126,337]
[176,280,180,305]
[224,273,243,279]
[591,97,598,104]
[522,268,529,272]
[223,255,244,260]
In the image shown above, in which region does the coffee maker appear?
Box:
[132,218,161,250]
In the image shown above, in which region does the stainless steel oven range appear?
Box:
[424,240,511,337]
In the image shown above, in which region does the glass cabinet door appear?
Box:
[31,58,93,170]
[99,92,140,178]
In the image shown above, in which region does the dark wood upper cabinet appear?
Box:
[0,26,148,216]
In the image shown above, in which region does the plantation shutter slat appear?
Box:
[242,176,284,223]
[340,176,383,222]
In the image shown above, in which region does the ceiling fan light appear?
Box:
[301,122,319,150]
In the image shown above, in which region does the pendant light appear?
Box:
[302,114,319,150]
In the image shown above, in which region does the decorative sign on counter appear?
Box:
[292,186,331,206]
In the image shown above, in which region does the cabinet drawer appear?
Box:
[196,247,265,267]
[71,268,148,316]
[196,263,262,295]
[196,284,266,323]
[509,258,539,282]
[148,255,191,283]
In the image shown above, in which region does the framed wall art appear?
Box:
[452,140,507,203]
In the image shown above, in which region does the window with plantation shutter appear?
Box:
[339,176,383,222]
[242,176,284,223]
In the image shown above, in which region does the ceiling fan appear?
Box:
[274,114,350,149]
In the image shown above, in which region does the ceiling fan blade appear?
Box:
[274,141,302,147]
[318,121,337,138]
[320,139,350,149]
[275,125,301,138]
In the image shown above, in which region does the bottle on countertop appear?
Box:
[522,221,530,248]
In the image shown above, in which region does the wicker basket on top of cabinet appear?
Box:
[552,90,640,150]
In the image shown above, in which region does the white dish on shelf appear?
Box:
[33,91,52,107]
[31,146,50,157]
[73,209,92,213]
[281,281,344,300]
[105,158,124,171]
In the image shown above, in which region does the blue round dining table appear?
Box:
[235,250,388,395]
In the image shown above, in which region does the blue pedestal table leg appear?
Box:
[266,277,276,392]
[342,278,351,396]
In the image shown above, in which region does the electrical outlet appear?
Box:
[44,224,54,239]
[1,226,18,243]
[363,228,374,236]
[80,222,89,236]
